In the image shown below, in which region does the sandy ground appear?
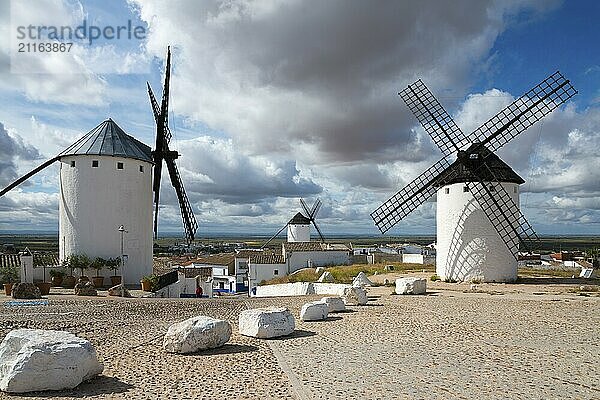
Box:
[0,276,598,399]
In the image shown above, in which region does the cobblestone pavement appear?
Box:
[271,287,600,399]
[0,283,598,399]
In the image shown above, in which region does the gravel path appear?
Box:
[0,282,598,399]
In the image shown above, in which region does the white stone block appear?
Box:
[300,301,329,321]
[342,286,368,305]
[352,271,373,287]
[317,271,335,283]
[320,296,346,313]
[238,307,295,338]
[0,329,103,393]
[163,316,231,354]
[315,266,325,275]
[395,277,427,295]
[313,283,351,296]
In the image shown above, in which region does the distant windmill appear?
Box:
[371,71,577,282]
[262,198,326,248]
[147,46,198,244]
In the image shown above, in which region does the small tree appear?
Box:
[91,257,106,278]
[62,255,75,277]
[106,257,121,276]
[0,263,19,284]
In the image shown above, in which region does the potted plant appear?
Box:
[49,268,66,287]
[141,274,159,292]
[0,263,19,296]
[107,257,122,286]
[90,257,106,288]
[33,258,52,295]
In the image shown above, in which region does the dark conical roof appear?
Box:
[59,119,153,163]
[288,212,311,225]
[436,143,524,186]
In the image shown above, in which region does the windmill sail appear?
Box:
[147,46,198,243]
[372,71,576,257]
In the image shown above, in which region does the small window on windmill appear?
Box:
[139,165,144,173]
[463,186,469,192]
[514,186,517,193]
[444,188,450,194]
[70,160,75,167]
[92,160,99,168]
[117,162,124,170]
[273,269,279,276]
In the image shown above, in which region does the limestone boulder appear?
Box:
[74,281,97,296]
[300,301,329,321]
[317,271,335,283]
[163,316,231,354]
[107,284,132,297]
[395,277,427,295]
[320,296,346,313]
[352,271,373,287]
[342,286,368,305]
[0,329,103,393]
[239,307,295,338]
[11,283,41,299]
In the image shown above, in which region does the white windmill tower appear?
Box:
[263,198,326,247]
[0,47,198,284]
[371,72,577,282]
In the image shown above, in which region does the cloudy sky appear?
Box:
[0,0,599,236]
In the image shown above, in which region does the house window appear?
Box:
[514,186,517,193]
[139,165,144,173]
[444,188,450,194]
[273,269,279,276]
[463,186,469,192]
[70,160,75,167]
[92,160,99,168]
[117,162,124,170]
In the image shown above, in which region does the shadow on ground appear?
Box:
[516,277,600,285]
[268,329,316,340]
[180,343,260,356]
[13,375,134,398]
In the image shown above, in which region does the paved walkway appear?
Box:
[0,281,598,399]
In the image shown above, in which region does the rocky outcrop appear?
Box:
[107,284,132,297]
[74,281,97,296]
[352,272,373,287]
[11,283,41,299]
[0,329,103,393]
[300,301,329,321]
[163,316,231,354]
[238,307,295,338]
[395,277,427,295]
[342,286,368,305]
[320,296,346,313]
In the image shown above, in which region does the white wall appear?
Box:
[248,262,286,291]
[287,224,310,242]
[287,251,350,273]
[59,155,153,284]
[436,182,519,282]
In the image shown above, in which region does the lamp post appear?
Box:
[118,225,126,297]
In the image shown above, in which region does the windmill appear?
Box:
[0,118,156,284]
[146,46,198,244]
[262,198,325,248]
[371,71,577,282]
